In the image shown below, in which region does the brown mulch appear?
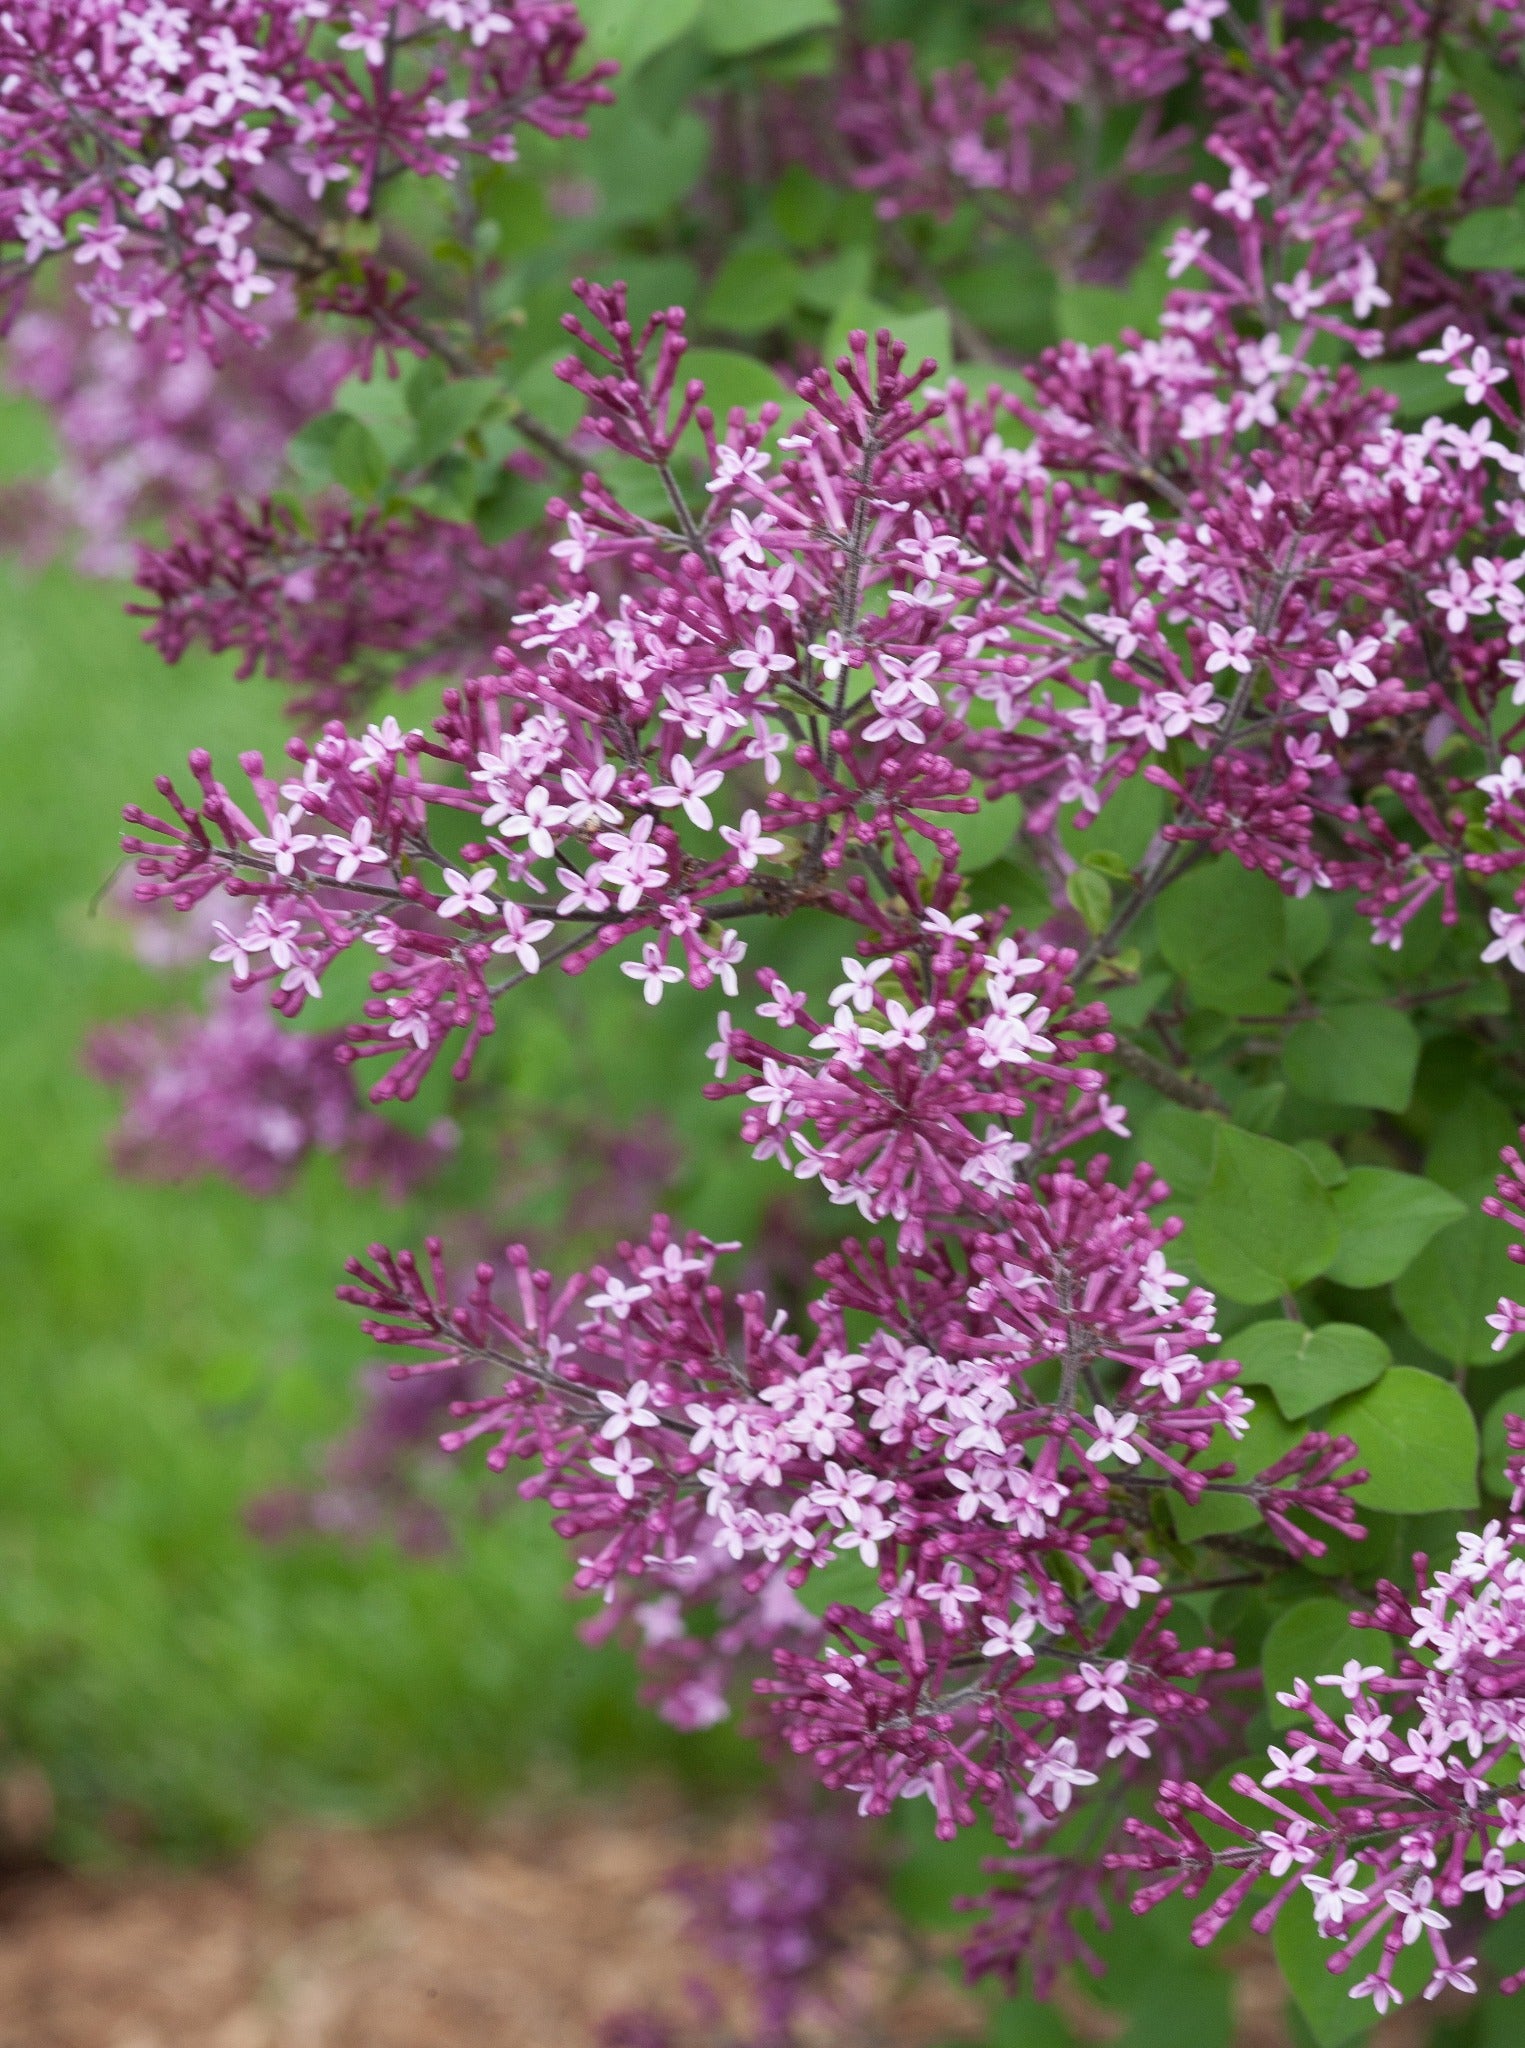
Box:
[0,1792,982,2048]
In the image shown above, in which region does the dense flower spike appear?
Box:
[121,250,1525,1089]
[1112,1394,1525,2019]
[340,1186,1361,1860]
[835,4,1188,278]
[599,1808,883,2048]
[1101,1140,1525,2019]
[132,493,548,720]
[0,0,613,345]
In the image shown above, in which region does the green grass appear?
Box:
[0,502,754,1861]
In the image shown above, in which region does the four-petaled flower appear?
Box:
[438,865,498,919]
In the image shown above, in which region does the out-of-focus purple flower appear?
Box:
[1,295,352,575]
[86,986,454,1197]
[834,13,1188,281]
[600,1806,876,2048]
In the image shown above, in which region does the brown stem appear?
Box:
[1107,1034,1227,1113]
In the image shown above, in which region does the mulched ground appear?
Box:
[0,1792,984,2048]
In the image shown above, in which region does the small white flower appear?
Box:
[437,865,498,919]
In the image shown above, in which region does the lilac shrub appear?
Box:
[19,0,1525,2036]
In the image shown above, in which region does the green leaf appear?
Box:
[793,1552,881,1618]
[1283,1002,1420,1112]
[945,244,1057,356]
[409,377,500,470]
[948,794,1023,874]
[823,294,952,374]
[1362,357,1461,420]
[796,245,874,315]
[1059,775,1163,870]
[1066,865,1111,935]
[1261,1598,1393,1729]
[984,1993,1075,2048]
[405,355,447,418]
[473,169,554,260]
[285,410,349,490]
[685,348,793,411]
[679,348,794,436]
[1183,1126,1338,1304]
[580,0,703,66]
[1394,1212,1525,1365]
[1445,39,1525,161]
[890,1802,1007,1934]
[966,857,1053,926]
[1325,1168,1465,1289]
[1156,859,1287,1012]
[703,245,802,334]
[1055,234,1172,348]
[509,350,588,439]
[325,369,415,459]
[1233,1320,1390,1422]
[1230,1080,1284,1134]
[1132,1106,1219,1203]
[586,110,710,227]
[768,165,839,251]
[1446,203,1525,271]
[329,413,389,499]
[1170,1398,1298,1541]
[1424,1083,1518,1194]
[1112,1971,1231,2048]
[1284,891,1331,972]
[1293,1139,1346,1189]
[700,0,838,54]
[1331,1366,1479,1513]
[1105,968,1170,1030]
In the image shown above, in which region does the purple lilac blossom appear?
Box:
[1114,1391,1525,2019]
[131,491,552,722]
[0,0,613,348]
[86,985,454,1196]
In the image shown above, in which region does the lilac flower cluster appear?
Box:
[837,0,1525,326]
[340,1189,1359,1832]
[65,0,1525,2018]
[600,1807,874,2048]
[835,2,1188,279]
[2,0,612,345]
[122,239,1525,1095]
[1102,1139,1525,2021]
[132,490,548,720]
[87,984,454,1195]
[1113,1403,1525,2021]
[246,1356,470,1553]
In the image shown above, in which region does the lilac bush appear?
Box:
[22,0,1525,2037]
